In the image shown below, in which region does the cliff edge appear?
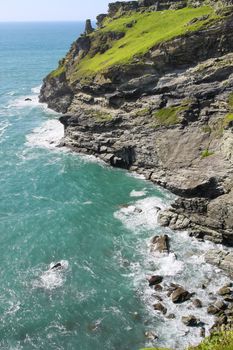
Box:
[40,0,233,259]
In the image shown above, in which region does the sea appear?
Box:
[0,22,230,350]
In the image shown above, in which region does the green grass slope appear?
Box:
[71,5,216,80]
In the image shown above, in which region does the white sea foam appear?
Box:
[156,253,185,276]
[6,90,16,96]
[25,119,64,149]
[6,85,57,114]
[114,194,231,349]
[6,301,21,315]
[0,120,10,140]
[114,196,165,231]
[127,172,146,180]
[130,189,147,197]
[34,260,69,291]
[8,94,40,108]
[31,85,42,94]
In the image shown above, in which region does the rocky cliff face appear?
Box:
[40,1,233,252]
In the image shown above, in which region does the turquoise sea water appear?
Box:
[0,22,230,350]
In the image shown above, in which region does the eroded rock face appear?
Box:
[158,192,233,246]
[39,73,73,113]
[40,2,233,249]
[205,250,233,278]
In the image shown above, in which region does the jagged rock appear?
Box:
[108,1,138,17]
[148,275,163,286]
[171,287,192,303]
[205,250,233,278]
[182,315,201,327]
[153,302,167,315]
[151,235,170,253]
[138,0,158,7]
[96,14,107,28]
[207,305,219,315]
[85,19,94,35]
[207,301,228,315]
[218,286,232,296]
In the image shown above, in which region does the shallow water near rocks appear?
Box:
[0,22,231,350]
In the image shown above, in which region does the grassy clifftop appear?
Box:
[51,4,220,83]
[73,6,215,78]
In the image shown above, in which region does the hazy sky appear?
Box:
[0,0,128,22]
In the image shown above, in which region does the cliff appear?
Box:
[40,0,233,263]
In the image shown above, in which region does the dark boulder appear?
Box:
[148,275,163,286]
[171,287,192,303]
[182,315,201,327]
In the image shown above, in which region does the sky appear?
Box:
[0,0,128,22]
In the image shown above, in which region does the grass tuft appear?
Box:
[152,104,189,127]
[223,113,233,128]
[189,331,233,350]
[201,149,214,158]
[86,109,113,122]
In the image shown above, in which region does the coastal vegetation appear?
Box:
[152,102,190,127]
[140,330,233,350]
[71,5,216,80]
[201,149,214,158]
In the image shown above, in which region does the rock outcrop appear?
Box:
[39,0,233,255]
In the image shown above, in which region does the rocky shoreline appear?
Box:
[146,233,233,338]
[39,0,233,342]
